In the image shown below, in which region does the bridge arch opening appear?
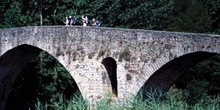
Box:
[101,57,117,97]
[0,44,82,110]
[137,51,218,100]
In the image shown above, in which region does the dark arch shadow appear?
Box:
[101,57,117,97]
[136,51,218,100]
[0,44,82,110]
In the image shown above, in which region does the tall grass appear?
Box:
[34,94,87,110]
[34,92,220,110]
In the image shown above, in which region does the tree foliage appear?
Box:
[1,0,220,34]
[167,0,213,33]
[5,51,80,110]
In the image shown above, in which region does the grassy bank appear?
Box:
[34,92,220,110]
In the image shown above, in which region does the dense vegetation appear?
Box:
[5,52,81,110]
[34,92,220,110]
[1,0,220,34]
[177,54,220,105]
[1,0,220,109]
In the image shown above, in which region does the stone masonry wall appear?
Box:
[0,26,220,106]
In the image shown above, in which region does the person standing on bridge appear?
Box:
[65,16,76,26]
[92,18,100,27]
[85,16,89,26]
[82,15,87,26]
[65,16,69,26]
[69,16,76,26]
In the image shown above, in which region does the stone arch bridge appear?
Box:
[0,26,220,108]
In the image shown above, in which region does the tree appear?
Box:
[84,0,174,29]
[196,0,220,34]
[0,0,78,27]
[0,0,10,28]
[166,0,213,33]
[3,1,23,27]
[1,0,220,34]
[1,0,40,27]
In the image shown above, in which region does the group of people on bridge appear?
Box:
[65,15,100,27]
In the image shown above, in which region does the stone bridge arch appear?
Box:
[0,44,82,110]
[1,26,220,106]
[137,51,218,99]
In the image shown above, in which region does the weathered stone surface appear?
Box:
[0,26,220,108]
